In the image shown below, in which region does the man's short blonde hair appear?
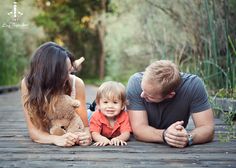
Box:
[96,81,127,106]
[143,60,181,96]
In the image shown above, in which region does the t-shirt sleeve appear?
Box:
[126,73,146,111]
[89,112,102,133]
[189,76,211,113]
[120,112,132,133]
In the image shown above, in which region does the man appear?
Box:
[126,60,214,148]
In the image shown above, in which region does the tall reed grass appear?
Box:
[200,0,235,98]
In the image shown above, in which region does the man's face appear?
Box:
[141,78,167,103]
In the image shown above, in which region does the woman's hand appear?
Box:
[53,132,78,147]
[110,137,127,146]
[75,128,92,146]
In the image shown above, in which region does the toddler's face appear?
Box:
[98,97,123,119]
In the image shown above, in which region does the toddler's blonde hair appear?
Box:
[96,81,127,106]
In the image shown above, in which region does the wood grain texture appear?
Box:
[0,89,235,168]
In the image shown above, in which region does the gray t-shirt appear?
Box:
[126,72,211,129]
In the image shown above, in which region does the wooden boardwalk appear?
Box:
[0,87,236,168]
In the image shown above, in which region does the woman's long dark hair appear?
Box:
[24,42,75,129]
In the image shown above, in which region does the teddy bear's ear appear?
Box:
[73,57,85,72]
[72,99,80,108]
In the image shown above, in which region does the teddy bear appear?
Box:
[73,57,85,72]
[47,95,84,136]
[46,57,86,136]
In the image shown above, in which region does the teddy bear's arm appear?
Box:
[67,113,85,133]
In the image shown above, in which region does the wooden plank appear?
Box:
[0,90,236,168]
[0,85,19,94]
[0,152,235,168]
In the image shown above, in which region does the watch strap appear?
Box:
[187,133,193,146]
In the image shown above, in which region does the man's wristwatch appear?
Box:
[187,133,193,146]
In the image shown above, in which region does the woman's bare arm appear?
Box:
[74,76,92,146]
[21,79,78,147]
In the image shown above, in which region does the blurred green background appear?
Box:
[0,0,235,98]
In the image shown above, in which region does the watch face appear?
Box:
[188,134,193,146]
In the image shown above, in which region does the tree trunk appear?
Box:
[97,20,105,80]
[97,0,106,80]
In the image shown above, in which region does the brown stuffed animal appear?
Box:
[73,57,85,72]
[46,57,86,135]
[47,95,85,135]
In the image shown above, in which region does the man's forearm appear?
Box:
[190,125,214,145]
[133,125,164,143]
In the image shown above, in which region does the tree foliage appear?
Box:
[34,0,109,79]
[0,0,43,85]
[105,0,235,92]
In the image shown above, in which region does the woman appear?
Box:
[21,42,92,147]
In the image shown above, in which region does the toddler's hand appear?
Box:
[93,137,111,146]
[110,138,127,146]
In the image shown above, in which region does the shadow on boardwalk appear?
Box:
[0,86,235,168]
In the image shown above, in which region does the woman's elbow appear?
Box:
[28,129,41,143]
[28,132,38,142]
